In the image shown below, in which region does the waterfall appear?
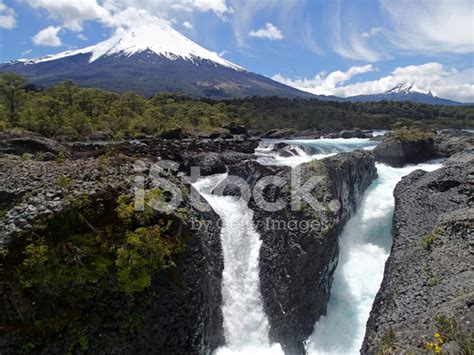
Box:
[305,162,443,354]
[193,174,283,355]
[193,136,442,354]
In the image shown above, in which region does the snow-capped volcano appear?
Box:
[16,23,242,71]
[346,82,461,106]
[1,23,310,98]
[384,82,432,96]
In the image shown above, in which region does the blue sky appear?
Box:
[0,0,473,101]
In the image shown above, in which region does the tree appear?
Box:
[0,73,28,124]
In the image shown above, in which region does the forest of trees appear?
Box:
[0,73,472,139]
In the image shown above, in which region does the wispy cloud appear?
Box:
[249,22,283,40]
[273,63,474,102]
[362,27,382,38]
[379,0,474,54]
[21,49,33,56]
[328,0,387,62]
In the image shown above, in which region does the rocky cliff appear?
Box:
[0,156,224,354]
[362,154,473,354]
[229,150,377,354]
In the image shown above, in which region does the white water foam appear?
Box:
[305,161,443,355]
[193,174,283,355]
[255,138,379,167]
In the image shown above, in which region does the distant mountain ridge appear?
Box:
[0,23,312,99]
[345,82,463,106]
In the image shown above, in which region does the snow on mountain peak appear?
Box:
[386,82,414,94]
[16,23,243,71]
[385,82,430,95]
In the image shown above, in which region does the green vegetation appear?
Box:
[0,73,472,139]
[422,226,444,251]
[5,189,185,350]
[377,328,398,355]
[389,125,434,142]
[425,315,474,354]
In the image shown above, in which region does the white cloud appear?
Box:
[32,26,62,47]
[0,1,16,29]
[183,21,192,29]
[380,0,474,54]
[77,33,88,40]
[362,27,383,38]
[249,22,283,40]
[273,63,474,102]
[192,0,230,15]
[23,0,231,33]
[26,0,110,31]
[273,65,375,95]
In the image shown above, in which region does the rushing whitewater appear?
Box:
[194,136,441,355]
[305,161,443,355]
[193,174,283,355]
[255,138,378,167]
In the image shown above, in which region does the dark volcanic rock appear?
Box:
[340,129,365,138]
[223,122,248,135]
[434,133,474,157]
[322,129,370,139]
[0,136,67,157]
[182,152,227,176]
[374,137,436,167]
[362,157,474,354]
[68,137,259,161]
[291,130,321,139]
[229,150,377,354]
[0,156,224,354]
[263,128,295,139]
[160,127,183,140]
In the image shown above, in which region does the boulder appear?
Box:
[323,129,370,139]
[160,127,183,140]
[263,128,295,139]
[182,152,227,176]
[340,129,365,138]
[374,137,436,167]
[223,122,248,135]
[274,142,290,150]
[40,152,57,161]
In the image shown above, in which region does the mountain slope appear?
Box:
[0,24,313,99]
[346,82,463,106]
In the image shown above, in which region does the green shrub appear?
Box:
[421,227,444,251]
[116,225,174,294]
